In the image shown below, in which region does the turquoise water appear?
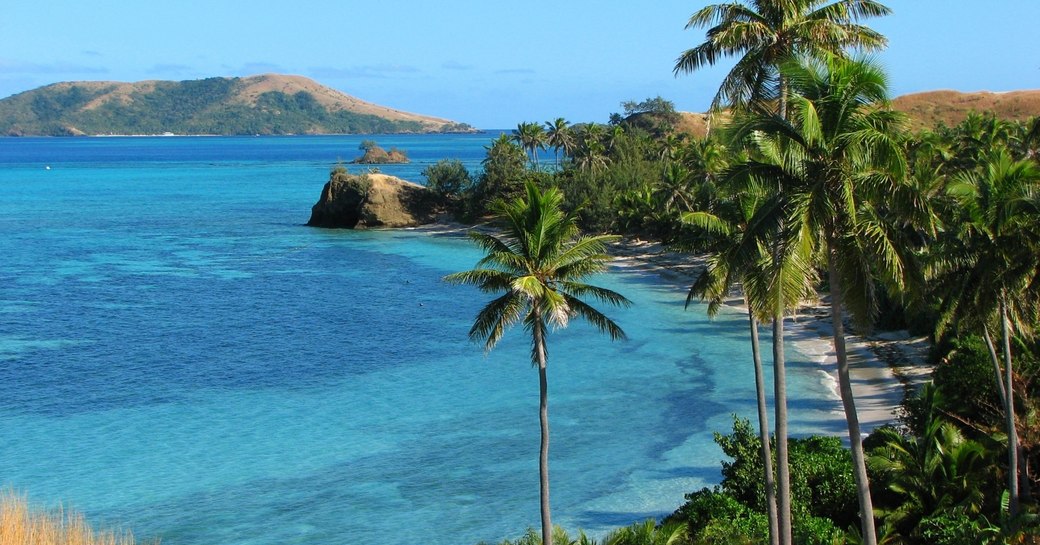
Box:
[0,136,840,545]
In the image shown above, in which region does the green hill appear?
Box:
[0,74,475,136]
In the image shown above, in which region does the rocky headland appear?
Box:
[306,168,439,229]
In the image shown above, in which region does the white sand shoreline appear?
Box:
[604,236,934,436]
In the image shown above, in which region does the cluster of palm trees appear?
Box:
[446,1,1040,543]
[673,2,1040,544]
[511,119,628,173]
[674,2,898,543]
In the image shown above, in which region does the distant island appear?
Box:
[0,74,476,136]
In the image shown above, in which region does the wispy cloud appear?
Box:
[81,50,103,58]
[0,59,108,75]
[495,68,536,75]
[441,61,473,71]
[309,64,422,79]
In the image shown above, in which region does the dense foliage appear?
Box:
[447,98,1040,544]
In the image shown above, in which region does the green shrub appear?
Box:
[670,488,767,544]
[918,512,998,545]
[329,166,372,195]
[422,159,473,199]
[711,418,857,527]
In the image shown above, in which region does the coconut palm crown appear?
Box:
[674,0,891,113]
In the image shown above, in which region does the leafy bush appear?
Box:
[914,335,1004,433]
[669,488,768,544]
[423,159,473,199]
[793,516,846,545]
[918,512,998,545]
[711,418,857,527]
[329,166,372,195]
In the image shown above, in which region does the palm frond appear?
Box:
[469,292,528,352]
[563,295,627,341]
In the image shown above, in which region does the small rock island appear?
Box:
[307,167,437,228]
[350,140,409,164]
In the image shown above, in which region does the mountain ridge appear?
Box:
[0,74,475,136]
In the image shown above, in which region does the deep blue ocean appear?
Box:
[0,135,841,545]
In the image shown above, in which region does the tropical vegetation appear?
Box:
[432,3,1040,541]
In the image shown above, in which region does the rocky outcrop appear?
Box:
[306,169,439,228]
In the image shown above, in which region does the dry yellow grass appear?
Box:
[677,90,1040,137]
[892,89,1040,131]
[0,492,140,545]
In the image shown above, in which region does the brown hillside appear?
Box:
[233,74,456,129]
[674,112,711,138]
[891,90,1040,131]
[79,81,160,110]
[676,90,1040,137]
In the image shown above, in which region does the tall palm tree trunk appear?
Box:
[1000,297,1021,516]
[748,305,779,545]
[772,302,792,545]
[826,250,877,545]
[982,326,1009,407]
[534,318,553,545]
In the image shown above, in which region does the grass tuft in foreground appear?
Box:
[0,491,140,545]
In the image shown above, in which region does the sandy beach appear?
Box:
[605,237,934,435]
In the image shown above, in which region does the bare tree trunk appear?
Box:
[983,326,1009,407]
[748,305,779,545]
[772,306,792,545]
[827,251,877,545]
[1000,297,1021,516]
[533,319,553,545]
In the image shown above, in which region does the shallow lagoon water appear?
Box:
[0,136,839,545]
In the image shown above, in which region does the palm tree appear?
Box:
[673,0,890,116]
[445,180,631,545]
[930,148,1040,516]
[656,162,695,214]
[683,182,770,545]
[545,118,573,168]
[684,175,817,545]
[513,122,548,168]
[727,55,914,545]
[573,127,609,174]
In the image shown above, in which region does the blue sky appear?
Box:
[2,1,1038,128]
